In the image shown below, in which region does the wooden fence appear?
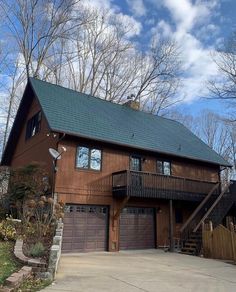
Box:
[202,222,236,263]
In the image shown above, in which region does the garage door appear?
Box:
[62,204,108,252]
[120,207,155,250]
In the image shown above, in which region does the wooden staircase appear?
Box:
[181,230,202,255]
[180,181,236,256]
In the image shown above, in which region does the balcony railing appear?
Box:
[112,170,219,201]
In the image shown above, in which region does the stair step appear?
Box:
[187,239,199,243]
[189,236,202,240]
[181,247,196,252]
[184,243,197,248]
[180,251,195,255]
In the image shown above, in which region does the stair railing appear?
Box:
[193,181,231,232]
[180,182,220,237]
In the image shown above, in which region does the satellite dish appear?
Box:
[49,148,61,160]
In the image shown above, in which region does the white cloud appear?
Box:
[155,20,172,38]
[126,0,147,17]
[81,0,113,11]
[161,0,218,33]
[151,0,221,103]
[80,0,142,38]
[115,13,142,36]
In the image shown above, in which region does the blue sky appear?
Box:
[89,0,235,116]
[1,0,235,119]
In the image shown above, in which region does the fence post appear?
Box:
[209,221,213,258]
[229,222,236,264]
[201,222,205,256]
[209,221,213,232]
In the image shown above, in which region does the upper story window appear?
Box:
[25,111,42,140]
[130,156,141,171]
[157,160,171,176]
[76,146,102,171]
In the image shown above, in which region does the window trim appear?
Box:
[25,111,42,140]
[75,145,102,172]
[156,159,172,176]
[130,155,142,171]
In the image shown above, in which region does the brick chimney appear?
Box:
[123,95,140,110]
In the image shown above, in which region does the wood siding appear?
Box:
[56,139,220,200]
[172,161,219,182]
[10,97,58,175]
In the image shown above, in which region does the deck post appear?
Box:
[169,199,174,252]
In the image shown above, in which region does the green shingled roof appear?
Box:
[29,77,230,167]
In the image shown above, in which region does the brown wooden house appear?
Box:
[1,78,236,254]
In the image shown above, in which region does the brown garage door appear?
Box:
[62,204,108,252]
[120,207,155,250]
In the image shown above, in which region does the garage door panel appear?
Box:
[62,204,108,252]
[62,243,72,251]
[71,242,85,249]
[63,218,73,224]
[73,231,86,238]
[63,230,74,237]
[120,207,155,250]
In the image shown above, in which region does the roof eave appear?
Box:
[51,128,232,168]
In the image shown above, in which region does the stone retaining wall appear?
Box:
[14,239,46,273]
[0,220,64,291]
[47,221,64,279]
[0,266,32,292]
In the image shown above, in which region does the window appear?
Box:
[156,160,171,175]
[130,156,141,171]
[25,111,42,140]
[76,146,102,170]
[175,209,183,224]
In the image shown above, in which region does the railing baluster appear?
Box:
[112,170,218,200]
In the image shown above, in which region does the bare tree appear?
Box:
[168,109,236,179]
[60,7,182,113]
[0,0,86,79]
[0,0,90,156]
[208,31,236,101]
[1,59,26,152]
[0,2,183,156]
[136,39,182,114]
[60,8,139,99]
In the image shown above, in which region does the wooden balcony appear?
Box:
[112,170,219,202]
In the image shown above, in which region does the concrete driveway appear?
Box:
[43,250,236,292]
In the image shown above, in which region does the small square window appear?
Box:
[157,161,163,174]
[25,111,42,140]
[76,146,101,171]
[156,160,171,176]
[76,147,89,168]
[90,149,102,170]
[163,161,171,175]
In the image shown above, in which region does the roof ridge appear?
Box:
[29,77,180,124]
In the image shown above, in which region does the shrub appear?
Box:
[0,219,17,241]
[30,242,45,257]
[5,164,65,242]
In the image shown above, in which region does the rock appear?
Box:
[36,272,53,281]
